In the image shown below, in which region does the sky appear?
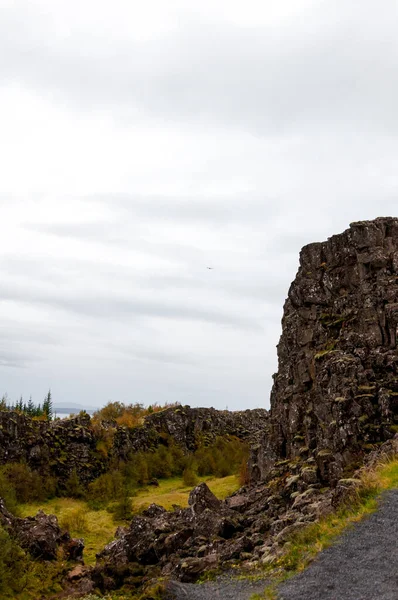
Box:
[1,0,398,411]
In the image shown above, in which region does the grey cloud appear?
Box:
[0,324,57,346]
[86,194,280,225]
[109,343,200,367]
[1,282,263,330]
[1,2,397,134]
[0,348,33,369]
[0,251,288,308]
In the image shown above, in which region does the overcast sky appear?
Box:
[1,0,398,411]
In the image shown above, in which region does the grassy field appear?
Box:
[20,497,118,564]
[133,474,239,512]
[21,474,240,564]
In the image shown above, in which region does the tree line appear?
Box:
[0,390,53,420]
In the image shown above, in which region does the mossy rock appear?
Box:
[317,449,333,458]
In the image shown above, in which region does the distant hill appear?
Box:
[53,403,96,415]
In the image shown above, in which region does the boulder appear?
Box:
[0,498,84,561]
[188,483,221,516]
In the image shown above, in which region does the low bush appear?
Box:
[64,468,85,498]
[0,462,56,505]
[182,466,198,487]
[0,525,28,596]
[60,507,89,534]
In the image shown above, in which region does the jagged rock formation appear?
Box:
[64,218,398,595]
[68,435,398,595]
[6,218,398,596]
[0,406,268,485]
[0,497,83,561]
[255,217,398,484]
[113,406,269,458]
[0,411,104,485]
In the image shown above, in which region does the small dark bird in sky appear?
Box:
[207,267,213,270]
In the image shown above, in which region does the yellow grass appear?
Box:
[20,474,240,565]
[133,474,239,512]
[20,498,118,565]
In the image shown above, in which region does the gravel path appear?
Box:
[278,489,398,600]
[167,489,398,600]
[166,574,269,600]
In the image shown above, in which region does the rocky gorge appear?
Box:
[0,405,268,487]
[2,217,398,598]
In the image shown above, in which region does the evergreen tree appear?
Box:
[43,390,53,421]
[27,396,35,416]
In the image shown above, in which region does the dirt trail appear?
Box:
[278,489,398,600]
[166,575,268,600]
[167,489,398,600]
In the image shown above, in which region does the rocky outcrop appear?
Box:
[0,406,268,486]
[113,406,269,458]
[257,217,398,485]
[0,497,84,561]
[75,465,334,592]
[65,218,398,595]
[0,411,104,485]
[69,434,398,594]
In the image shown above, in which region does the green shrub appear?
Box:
[64,468,84,498]
[194,437,248,479]
[60,508,89,534]
[88,470,124,504]
[0,471,19,515]
[0,462,55,505]
[111,488,133,521]
[147,445,174,479]
[0,525,27,596]
[182,467,198,487]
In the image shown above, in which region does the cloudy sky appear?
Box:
[1,0,398,411]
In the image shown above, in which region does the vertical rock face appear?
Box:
[266,218,398,484]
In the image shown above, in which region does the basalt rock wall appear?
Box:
[0,406,268,484]
[260,217,398,484]
[113,406,269,459]
[0,411,103,484]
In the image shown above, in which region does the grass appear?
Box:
[20,474,240,564]
[20,498,118,565]
[251,457,398,599]
[133,474,239,512]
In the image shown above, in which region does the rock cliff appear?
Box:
[258,217,398,484]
